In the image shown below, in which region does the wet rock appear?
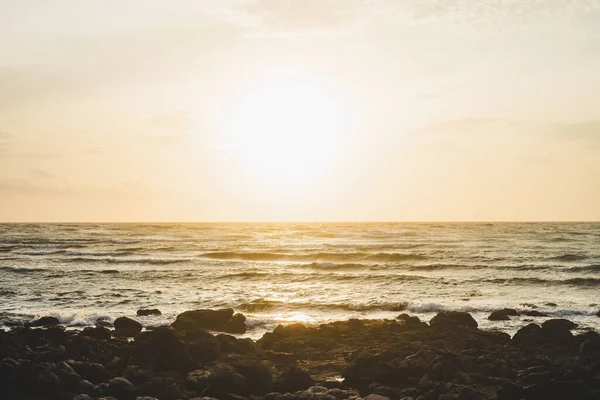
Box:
[217,334,257,355]
[273,323,309,337]
[512,324,542,347]
[137,309,162,317]
[521,310,548,317]
[545,302,558,307]
[364,395,391,400]
[27,316,60,327]
[132,326,194,372]
[123,365,154,385]
[273,365,314,393]
[105,377,136,400]
[184,329,222,361]
[187,367,216,393]
[595,310,600,317]
[113,317,143,337]
[81,326,112,340]
[541,318,576,331]
[488,310,511,321]
[73,395,92,400]
[430,311,478,329]
[343,352,396,387]
[172,308,247,334]
[67,360,109,384]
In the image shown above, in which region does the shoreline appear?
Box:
[2,309,600,400]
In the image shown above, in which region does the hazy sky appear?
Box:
[1,0,600,222]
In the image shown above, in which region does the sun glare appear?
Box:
[225,79,349,186]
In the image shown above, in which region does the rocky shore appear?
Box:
[1,309,600,400]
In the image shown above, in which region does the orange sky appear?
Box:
[1,1,600,222]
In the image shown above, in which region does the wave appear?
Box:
[305,262,372,270]
[0,266,46,273]
[199,251,426,263]
[547,254,588,261]
[484,277,600,287]
[568,264,600,273]
[62,256,191,265]
[236,298,411,313]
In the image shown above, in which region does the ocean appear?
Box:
[1,222,599,337]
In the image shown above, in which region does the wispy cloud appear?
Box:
[547,119,600,148]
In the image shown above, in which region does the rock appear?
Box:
[187,368,217,393]
[273,365,314,393]
[273,323,308,337]
[488,310,511,321]
[81,326,112,340]
[137,309,162,317]
[27,316,60,327]
[184,329,222,361]
[114,317,143,336]
[512,323,542,347]
[545,302,558,307]
[541,318,576,331]
[595,310,600,317]
[343,352,396,387]
[521,310,547,317]
[172,308,246,334]
[105,377,136,400]
[430,311,478,329]
[132,326,194,372]
[73,395,92,400]
[67,360,109,384]
[123,365,154,385]
[364,395,391,400]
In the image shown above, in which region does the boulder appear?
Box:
[512,323,542,347]
[137,309,162,317]
[81,326,112,340]
[27,316,60,327]
[488,310,511,321]
[104,377,136,400]
[541,319,576,332]
[430,311,478,329]
[273,323,308,337]
[114,317,143,336]
[172,309,246,334]
[521,310,547,317]
[273,365,314,393]
[132,326,194,372]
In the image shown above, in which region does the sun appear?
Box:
[225,78,349,187]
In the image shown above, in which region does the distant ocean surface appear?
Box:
[1,223,599,337]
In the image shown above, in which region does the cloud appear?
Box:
[0,131,11,153]
[411,118,499,135]
[548,119,600,148]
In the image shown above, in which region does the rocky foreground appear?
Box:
[1,309,600,400]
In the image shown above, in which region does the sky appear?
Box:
[1,0,600,222]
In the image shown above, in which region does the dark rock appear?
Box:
[123,365,154,385]
[503,308,519,316]
[184,329,222,361]
[273,323,308,337]
[273,365,314,393]
[521,310,548,317]
[545,302,558,307]
[137,309,162,317]
[27,316,60,327]
[595,310,600,317]
[67,360,109,384]
[172,308,246,334]
[343,352,397,387]
[81,326,112,340]
[113,327,141,338]
[541,318,576,331]
[132,326,194,372]
[488,310,511,321]
[114,317,143,335]
[73,395,92,400]
[497,381,524,400]
[217,334,257,355]
[430,311,478,329]
[512,324,542,347]
[105,377,136,400]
